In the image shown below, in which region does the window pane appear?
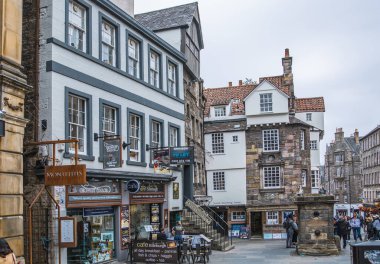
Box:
[212,133,224,154]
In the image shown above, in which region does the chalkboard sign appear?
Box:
[60,217,77,248]
[103,138,122,169]
[132,240,178,263]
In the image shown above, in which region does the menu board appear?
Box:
[150,204,160,235]
[60,217,77,248]
[120,205,130,250]
[132,240,178,263]
[103,138,122,169]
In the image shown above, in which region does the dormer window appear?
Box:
[260,93,272,112]
[214,106,226,117]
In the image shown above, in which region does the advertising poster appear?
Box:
[120,205,130,249]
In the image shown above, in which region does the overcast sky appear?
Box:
[135,0,380,164]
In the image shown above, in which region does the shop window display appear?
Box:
[67,208,115,263]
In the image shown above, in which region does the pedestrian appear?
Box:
[372,215,380,239]
[283,214,298,248]
[0,238,17,264]
[292,215,298,245]
[157,228,167,241]
[350,213,362,242]
[335,215,349,249]
[172,221,184,244]
[346,216,352,241]
[366,213,374,240]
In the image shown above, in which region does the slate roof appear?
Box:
[135,3,198,32]
[295,97,325,112]
[361,125,380,140]
[204,85,255,116]
[344,137,361,155]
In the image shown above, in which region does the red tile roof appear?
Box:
[259,75,290,96]
[204,85,255,116]
[295,97,325,112]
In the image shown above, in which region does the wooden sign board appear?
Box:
[45,164,86,186]
[60,217,77,248]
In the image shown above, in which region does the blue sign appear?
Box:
[169,147,194,165]
[83,207,114,216]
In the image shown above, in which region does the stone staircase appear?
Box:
[181,209,235,251]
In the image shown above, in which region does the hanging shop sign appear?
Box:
[126,180,141,193]
[132,240,178,263]
[103,138,122,169]
[45,164,86,186]
[169,147,194,165]
[152,148,170,165]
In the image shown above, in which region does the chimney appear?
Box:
[239,80,243,86]
[282,48,295,115]
[354,129,359,144]
[109,0,134,17]
[335,128,344,142]
[228,82,232,87]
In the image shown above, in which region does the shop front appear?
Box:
[129,182,166,241]
[65,180,122,263]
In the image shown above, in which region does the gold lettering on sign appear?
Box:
[45,164,87,186]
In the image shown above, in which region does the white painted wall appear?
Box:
[245,81,289,117]
[155,29,182,52]
[110,0,134,17]
[205,131,246,170]
[207,169,246,206]
[168,174,184,211]
[296,112,324,131]
[310,131,321,167]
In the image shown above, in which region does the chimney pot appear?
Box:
[228,82,232,87]
[285,48,290,58]
[239,80,243,86]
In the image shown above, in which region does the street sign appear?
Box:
[170,146,194,165]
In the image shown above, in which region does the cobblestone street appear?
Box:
[208,239,351,264]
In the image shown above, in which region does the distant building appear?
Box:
[360,125,380,203]
[204,49,325,239]
[324,128,362,203]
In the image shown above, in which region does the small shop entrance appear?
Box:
[250,212,263,237]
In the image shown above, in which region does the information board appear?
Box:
[60,217,77,248]
[132,240,178,263]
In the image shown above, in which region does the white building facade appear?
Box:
[35,0,187,262]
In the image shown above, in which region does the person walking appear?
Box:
[292,215,299,245]
[0,238,17,264]
[172,221,184,244]
[350,213,362,242]
[366,213,374,240]
[372,215,380,239]
[335,215,349,249]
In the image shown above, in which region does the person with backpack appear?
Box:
[283,214,298,248]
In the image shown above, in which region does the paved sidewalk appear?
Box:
[208,239,351,264]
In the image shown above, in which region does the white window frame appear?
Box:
[129,114,141,162]
[212,133,224,154]
[263,166,281,188]
[68,1,87,52]
[169,126,178,147]
[266,211,279,225]
[213,171,225,191]
[306,113,312,121]
[214,106,226,117]
[167,62,177,96]
[102,105,116,136]
[300,130,305,150]
[68,95,87,154]
[149,50,160,88]
[231,211,246,222]
[260,93,273,112]
[310,140,318,150]
[151,121,161,149]
[311,170,320,188]
[101,20,116,66]
[262,129,279,152]
[128,37,140,78]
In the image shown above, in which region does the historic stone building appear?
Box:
[0,0,29,262]
[324,128,362,203]
[136,3,207,197]
[204,50,325,239]
[360,125,380,203]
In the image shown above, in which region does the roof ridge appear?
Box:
[296,96,324,99]
[204,85,255,90]
[135,2,198,16]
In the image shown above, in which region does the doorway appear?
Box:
[250,212,263,237]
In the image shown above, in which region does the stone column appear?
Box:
[295,195,339,256]
[0,0,30,262]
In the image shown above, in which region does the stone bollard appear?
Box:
[295,195,339,256]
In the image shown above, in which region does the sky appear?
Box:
[135,0,380,164]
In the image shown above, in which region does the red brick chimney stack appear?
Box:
[228,81,232,87]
